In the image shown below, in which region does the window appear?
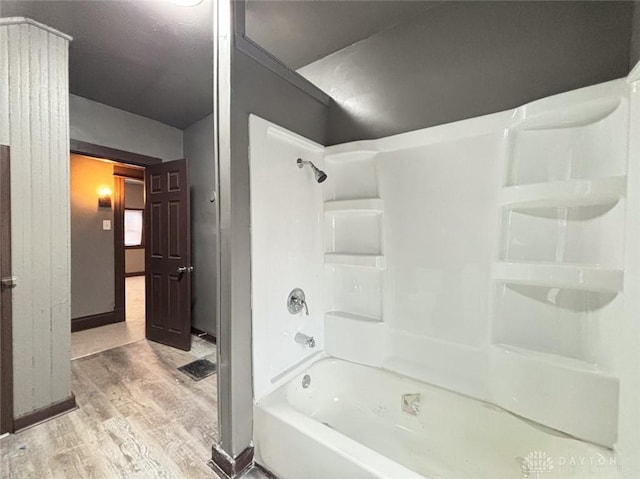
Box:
[124,209,144,247]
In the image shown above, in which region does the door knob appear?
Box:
[177,266,194,275]
[0,276,17,289]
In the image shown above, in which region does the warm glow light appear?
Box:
[97,186,112,208]
[97,187,112,197]
[167,0,203,7]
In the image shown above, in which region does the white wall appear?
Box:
[70,94,183,160]
[0,19,73,417]
[249,115,325,401]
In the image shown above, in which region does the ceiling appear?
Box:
[2,0,214,129]
[1,0,436,129]
[246,1,438,70]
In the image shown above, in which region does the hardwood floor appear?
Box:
[0,338,267,479]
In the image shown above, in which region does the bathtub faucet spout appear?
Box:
[295,333,316,348]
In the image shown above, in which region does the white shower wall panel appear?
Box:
[377,132,502,348]
[251,78,637,459]
[321,79,629,447]
[249,116,326,400]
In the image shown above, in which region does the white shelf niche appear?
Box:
[324,266,383,321]
[492,282,617,363]
[323,151,378,201]
[492,261,623,293]
[325,211,383,256]
[325,253,386,270]
[500,176,626,209]
[505,96,627,187]
[324,198,383,214]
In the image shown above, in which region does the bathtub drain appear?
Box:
[302,374,311,388]
[401,393,421,416]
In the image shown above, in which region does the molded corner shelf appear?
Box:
[500,176,626,209]
[324,198,383,214]
[325,311,383,323]
[492,261,623,293]
[325,253,386,270]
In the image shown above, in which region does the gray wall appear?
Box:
[70,154,115,319]
[631,2,640,69]
[298,1,634,145]
[183,114,217,336]
[70,94,184,160]
[1,19,73,418]
[218,43,329,455]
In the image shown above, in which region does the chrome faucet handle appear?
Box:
[287,288,309,315]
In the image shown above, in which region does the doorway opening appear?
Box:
[68,140,195,357]
[123,177,146,354]
[69,153,148,359]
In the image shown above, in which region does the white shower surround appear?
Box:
[249,70,640,476]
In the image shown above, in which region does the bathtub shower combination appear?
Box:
[248,69,640,478]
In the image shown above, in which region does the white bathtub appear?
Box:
[254,358,619,479]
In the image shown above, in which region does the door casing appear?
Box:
[0,145,14,434]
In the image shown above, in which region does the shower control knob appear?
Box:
[287,288,309,315]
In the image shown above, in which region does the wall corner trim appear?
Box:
[0,17,73,41]
[13,395,77,432]
[208,443,254,479]
[233,1,331,107]
[628,59,640,83]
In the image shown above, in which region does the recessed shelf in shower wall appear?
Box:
[492,282,617,363]
[500,176,626,209]
[492,261,623,293]
[500,200,625,268]
[325,253,387,270]
[325,311,383,323]
[324,198,383,214]
[323,151,379,201]
[505,96,627,187]
[325,213,383,255]
[324,266,383,322]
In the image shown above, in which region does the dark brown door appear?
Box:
[0,145,14,434]
[145,159,192,351]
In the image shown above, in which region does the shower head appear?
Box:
[297,158,328,183]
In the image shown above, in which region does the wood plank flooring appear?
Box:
[0,338,267,479]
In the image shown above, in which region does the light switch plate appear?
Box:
[103,220,112,230]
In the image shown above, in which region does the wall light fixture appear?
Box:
[98,187,112,208]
